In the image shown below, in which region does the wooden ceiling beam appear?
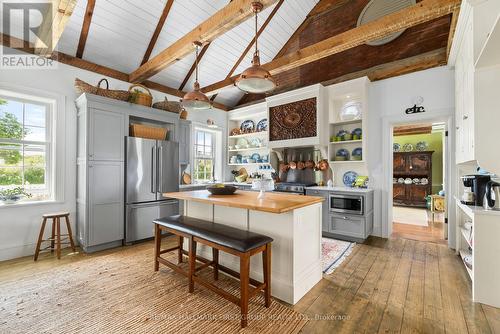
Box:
[35,0,78,55]
[446,8,460,61]
[129,0,279,83]
[201,0,461,95]
[178,42,211,91]
[210,0,284,102]
[141,0,174,65]
[0,33,229,111]
[274,0,351,59]
[76,0,96,58]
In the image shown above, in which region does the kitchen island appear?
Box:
[163,190,324,304]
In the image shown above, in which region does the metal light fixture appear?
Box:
[235,2,276,94]
[181,41,211,110]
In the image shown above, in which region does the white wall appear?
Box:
[365,66,455,244]
[0,56,228,261]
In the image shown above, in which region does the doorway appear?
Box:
[391,122,447,244]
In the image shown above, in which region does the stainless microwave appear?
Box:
[329,193,364,215]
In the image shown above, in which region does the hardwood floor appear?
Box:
[392,221,446,244]
[295,237,499,333]
[0,236,498,333]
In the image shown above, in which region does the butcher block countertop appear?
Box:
[163,190,324,214]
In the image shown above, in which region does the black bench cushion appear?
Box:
[154,215,273,253]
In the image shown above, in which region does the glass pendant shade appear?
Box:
[235,53,276,93]
[235,2,276,94]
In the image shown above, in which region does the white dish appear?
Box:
[404,178,412,185]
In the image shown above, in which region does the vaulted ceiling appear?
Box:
[0,0,460,110]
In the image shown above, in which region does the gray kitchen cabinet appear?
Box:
[305,189,329,233]
[88,108,125,161]
[178,120,191,165]
[76,93,189,252]
[88,161,124,246]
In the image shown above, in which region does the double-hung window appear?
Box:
[0,93,53,202]
[193,128,215,183]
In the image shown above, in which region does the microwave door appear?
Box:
[157,140,179,200]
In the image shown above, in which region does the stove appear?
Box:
[274,182,316,195]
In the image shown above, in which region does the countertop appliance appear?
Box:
[125,137,179,243]
[485,181,500,210]
[274,182,316,195]
[329,193,364,215]
[461,174,491,207]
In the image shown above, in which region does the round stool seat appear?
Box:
[42,212,70,219]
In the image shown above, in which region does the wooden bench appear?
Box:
[153,215,273,328]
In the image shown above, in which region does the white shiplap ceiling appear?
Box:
[54,0,320,107]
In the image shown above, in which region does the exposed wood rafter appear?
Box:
[35,0,78,55]
[130,0,279,83]
[141,0,175,65]
[446,8,460,61]
[274,0,350,59]
[236,48,448,108]
[178,42,211,91]
[201,0,461,95]
[211,0,284,102]
[76,0,96,58]
[0,33,229,111]
[394,124,433,136]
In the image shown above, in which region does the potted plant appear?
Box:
[0,187,32,204]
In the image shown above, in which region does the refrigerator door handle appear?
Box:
[158,145,163,193]
[151,145,157,193]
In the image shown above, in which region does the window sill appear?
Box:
[0,199,62,210]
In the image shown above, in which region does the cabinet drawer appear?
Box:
[329,214,365,238]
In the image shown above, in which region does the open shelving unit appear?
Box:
[227,102,273,177]
[326,77,369,186]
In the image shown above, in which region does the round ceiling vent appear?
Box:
[357,0,416,46]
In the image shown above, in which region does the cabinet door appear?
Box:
[393,153,406,173]
[408,153,431,173]
[306,189,329,233]
[179,121,191,165]
[89,108,125,161]
[409,185,429,207]
[88,161,124,246]
[393,184,407,205]
[329,213,365,239]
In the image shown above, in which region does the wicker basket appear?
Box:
[129,84,153,107]
[75,78,130,101]
[152,97,182,113]
[129,124,168,140]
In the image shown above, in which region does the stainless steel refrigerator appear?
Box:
[125,137,179,243]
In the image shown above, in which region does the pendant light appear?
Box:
[235,2,276,94]
[181,41,211,110]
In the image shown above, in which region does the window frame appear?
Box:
[193,128,216,183]
[0,92,54,202]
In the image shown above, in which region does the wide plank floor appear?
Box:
[0,236,498,333]
[295,237,499,333]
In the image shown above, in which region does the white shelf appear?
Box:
[456,198,475,220]
[228,163,270,166]
[330,160,364,164]
[228,131,268,139]
[461,227,473,249]
[459,249,473,280]
[329,139,363,145]
[228,147,269,152]
[330,119,362,126]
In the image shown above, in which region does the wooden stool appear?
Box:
[34,212,76,261]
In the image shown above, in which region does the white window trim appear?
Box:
[0,82,65,206]
[191,124,222,183]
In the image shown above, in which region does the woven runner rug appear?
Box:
[0,246,307,334]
